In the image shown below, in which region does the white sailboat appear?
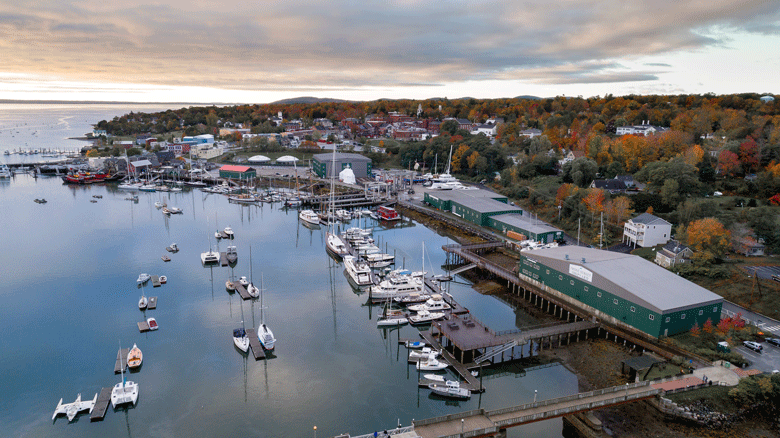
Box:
[138,284,148,310]
[325,147,349,259]
[111,343,139,408]
[52,393,97,422]
[257,273,276,350]
[246,246,259,298]
[233,322,250,353]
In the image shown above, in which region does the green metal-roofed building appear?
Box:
[312,152,372,178]
[219,165,257,180]
[424,189,521,226]
[516,246,723,338]
[489,213,563,243]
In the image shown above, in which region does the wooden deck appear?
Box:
[90,387,113,421]
[137,321,150,332]
[114,348,129,373]
[245,328,266,360]
[219,252,229,266]
[147,296,157,309]
[235,282,253,300]
[151,275,161,287]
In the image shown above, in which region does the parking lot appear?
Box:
[734,340,780,372]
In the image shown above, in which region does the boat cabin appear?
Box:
[378,206,400,221]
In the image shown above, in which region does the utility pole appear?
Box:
[577,218,581,246]
[558,202,561,221]
[599,212,604,249]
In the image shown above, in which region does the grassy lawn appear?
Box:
[666,385,738,414]
[630,244,664,261]
[643,362,684,380]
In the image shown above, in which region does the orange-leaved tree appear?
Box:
[582,188,605,225]
[556,183,578,205]
[685,218,731,263]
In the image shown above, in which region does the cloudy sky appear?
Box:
[1,0,778,103]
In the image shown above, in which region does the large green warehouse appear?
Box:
[424,189,521,226]
[517,246,723,338]
[489,213,563,243]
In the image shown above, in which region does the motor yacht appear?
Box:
[408,294,452,313]
[369,270,425,302]
[343,255,373,288]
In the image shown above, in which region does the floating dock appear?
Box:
[114,348,129,374]
[244,328,266,360]
[424,277,469,315]
[147,296,157,309]
[90,387,113,421]
[219,252,229,266]
[137,321,150,332]
[235,283,252,300]
[151,275,161,287]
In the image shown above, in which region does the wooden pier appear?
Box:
[151,275,161,287]
[244,328,266,360]
[114,348,129,374]
[418,329,484,392]
[219,252,229,266]
[147,296,157,309]
[90,387,113,421]
[234,283,253,300]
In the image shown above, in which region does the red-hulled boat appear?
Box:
[61,171,110,184]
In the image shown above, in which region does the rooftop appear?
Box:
[492,213,562,235]
[521,246,722,313]
[312,152,371,162]
[629,212,671,225]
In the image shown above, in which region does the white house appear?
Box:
[615,121,668,136]
[655,240,693,268]
[519,128,542,138]
[623,212,672,248]
[470,123,497,137]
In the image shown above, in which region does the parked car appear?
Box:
[743,341,763,352]
[766,338,780,347]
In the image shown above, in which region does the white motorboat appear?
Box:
[215,230,222,239]
[201,249,219,264]
[325,231,349,259]
[111,344,139,408]
[343,255,373,288]
[239,276,249,287]
[364,252,395,268]
[429,380,471,399]
[166,243,179,252]
[226,245,238,264]
[136,273,151,284]
[223,227,234,238]
[233,327,250,352]
[146,317,158,330]
[0,164,11,178]
[247,282,260,298]
[408,294,452,313]
[408,309,446,325]
[154,201,166,209]
[405,340,427,349]
[52,393,97,422]
[299,209,320,226]
[127,344,143,369]
[423,373,446,382]
[168,206,182,214]
[408,347,439,362]
[394,293,431,305]
[335,209,352,221]
[159,275,167,284]
[118,181,142,190]
[138,183,157,192]
[369,270,425,302]
[416,357,449,371]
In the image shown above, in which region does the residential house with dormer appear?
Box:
[655,240,693,268]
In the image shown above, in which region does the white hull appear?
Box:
[110,381,139,407]
[326,232,349,258]
[258,324,275,350]
[299,210,320,225]
[344,256,373,287]
[201,251,219,264]
[53,393,97,421]
[377,316,408,326]
[416,358,448,371]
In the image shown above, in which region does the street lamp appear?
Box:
[461,418,464,435]
[313,426,317,438]
[534,389,538,403]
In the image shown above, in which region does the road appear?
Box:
[722,301,780,337]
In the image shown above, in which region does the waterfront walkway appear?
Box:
[411,382,660,438]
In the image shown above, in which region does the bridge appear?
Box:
[412,381,660,438]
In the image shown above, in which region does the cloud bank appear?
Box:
[0,0,778,95]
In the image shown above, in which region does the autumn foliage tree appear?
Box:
[718,150,741,176]
[582,188,605,224]
[685,218,731,263]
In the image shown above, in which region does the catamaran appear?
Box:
[111,343,139,408]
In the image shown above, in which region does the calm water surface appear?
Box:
[0,105,578,438]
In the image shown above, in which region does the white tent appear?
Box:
[248,155,271,163]
[276,155,299,163]
[339,167,356,185]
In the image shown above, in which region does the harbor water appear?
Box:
[0,104,579,438]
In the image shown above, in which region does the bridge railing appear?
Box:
[412,409,485,427]
[487,381,651,417]
[439,426,499,438]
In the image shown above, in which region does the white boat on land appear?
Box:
[224,227,234,238]
[257,273,276,350]
[344,255,373,288]
[408,309,446,325]
[299,209,320,225]
[233,326,250,352]
[137,273,151,284]
[369,269,425,302]
[416,357,449,371]
[111,344,139,408]
[408,294,452,312]
[127,344,143,368]
[429,380,471,399]
[52,393,97,422]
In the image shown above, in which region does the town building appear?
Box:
[623,213,672,248]
[732,236,765,257]
[219,165,257,181]
[615,121,668,136]
[517,246,723,338]
[654,240,693,268]
[312,152,372,178]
